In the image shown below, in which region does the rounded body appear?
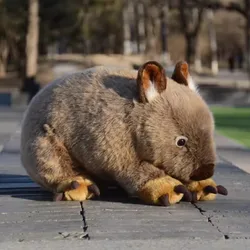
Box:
[20,63,216,200]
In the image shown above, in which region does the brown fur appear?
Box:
[20,61,216,205]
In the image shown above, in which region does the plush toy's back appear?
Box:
[20,66,140,189]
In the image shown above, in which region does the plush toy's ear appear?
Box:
[137,61,167,103]
[171,61,197,92]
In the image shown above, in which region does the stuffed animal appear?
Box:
[20,60,227,206]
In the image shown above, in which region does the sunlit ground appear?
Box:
[211,106,250,148]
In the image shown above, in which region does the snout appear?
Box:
[190,163,215,181]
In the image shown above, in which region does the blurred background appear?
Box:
[0,0,249,148]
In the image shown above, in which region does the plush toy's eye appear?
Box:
[176,136,188,147]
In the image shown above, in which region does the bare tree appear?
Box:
[144,1,161,58]
[192,0,250,71]
[134,2,146,54]
[194,43,202,73]
[207,9,218,75]
[160,2,171,66]
[22,0,40,102]
[0,39,9,77]
[0,0,10,77]
[25,0,39,79]
[244,0,250,73]
[81,0,91,54]
[123,0,133,55]
[178,0,204,64]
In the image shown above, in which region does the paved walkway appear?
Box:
[0,109,250,249]
[194,69,250,86]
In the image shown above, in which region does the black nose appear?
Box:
[190,163,215,181]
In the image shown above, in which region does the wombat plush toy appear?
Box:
[20,61,228,206]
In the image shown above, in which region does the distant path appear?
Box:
[52,63,82,79]
[213,69,249,81]
[194,69,250,87]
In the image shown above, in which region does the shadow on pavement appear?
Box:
[0,173,144,205]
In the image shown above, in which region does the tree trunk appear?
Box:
[145,3,160,57]
[160,3,171,66]
[135,2,146,54]
[245,0,250,73]
[22,0,40,103]
[137,2,146,53]
[134,3,140,53]
[207,10,218,75]
[25,0,39,78]
[0,39,9,78]
[194,45,202,73]
[179,2,204,65]
[145,10,155,56]
[82,0,91,54]
[186,35,196,64]
[129,2,136,54]
[123,0,133,55]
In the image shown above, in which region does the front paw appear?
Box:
[54,177,100,201]
[182,178,228,203]
[138,176,192,206]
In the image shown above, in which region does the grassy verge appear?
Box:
[211,106,250,148]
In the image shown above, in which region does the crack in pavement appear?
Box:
[192,203,229,240]
[79,202,90,240]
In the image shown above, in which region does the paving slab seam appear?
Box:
[192,203,228,240]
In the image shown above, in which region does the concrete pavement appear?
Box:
[1,239,250,250]
[216,132,250,174]
[0,109,250,249]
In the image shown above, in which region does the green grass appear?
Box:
[211,106,250,148]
